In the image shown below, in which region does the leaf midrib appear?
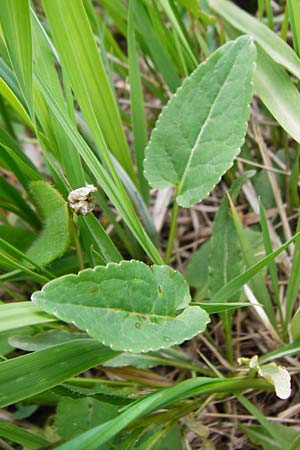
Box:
[48,302,186,320]
[177,47,241,197]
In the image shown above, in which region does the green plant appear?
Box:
[0,1,300,448]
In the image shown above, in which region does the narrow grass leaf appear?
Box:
[209,0,300,79]
[285,216,300,324]
[41,0,135,180]
[55,377,269,450]
[0,0,33,114]
[287,0,300,57]
[212,230,300,303]
[128,0,149,203]
[0,340,117,408]
[133,1,181,92]
[254,46,300,144]
[0,302,56,333]
[228,196,276,329]
[259,198,283,327]
[0,420,50,450]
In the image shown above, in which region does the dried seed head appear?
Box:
[68,184,97,215]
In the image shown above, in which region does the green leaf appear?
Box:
[54,377,269,450]
[254,46,300,144]
[0,420,50,450]
[41,0,135,180]
[209,172,254,299]
[0,302,56,333]
[26,181,70,267]
[32,260,210,352]
[55,397,119,441]
[259,341,300,364]
[0,0,33,114]
[211,230,300,303]
[136,423,182,450]
[291,307,300,342]
[0,340,117,408]
[193,302,251,314]
[185,240,210,293]
[9,330,88,352]
[209,0,300,80]
[242,424,298,450]
[144,36,256,207]
[127,0,149,203]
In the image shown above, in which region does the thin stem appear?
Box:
[70,218,84,271]
[223,312,233,365]
[165,191,179,264]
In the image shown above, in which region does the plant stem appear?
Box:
[70,219,84,271]
[165,192,179,264]
[223,312,233,365]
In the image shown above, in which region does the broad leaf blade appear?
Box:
[144,36,256,207]
[32,260,210,352]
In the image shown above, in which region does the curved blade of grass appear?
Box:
[41,0,135,180]
[209,0,300,79]
[55,377,269,450]
[31,9,86,189]
[0,0,33,115]
[287,0,300,57]
[79,215,122,263]
[0,420,50,450]
[159,0,198,68]
[259,341,300,364]
[0,339,117,408]
[133,1,180,92]
[0,302,56,333]
[254,46,300,144]
[0,76,33,129]
[0,128,41,190]
[259,198,284,330]
[212,230,300,303]
[229,196,276,329]
[192,302,251,314]
[285,217,300,325]
[128,0,149,203]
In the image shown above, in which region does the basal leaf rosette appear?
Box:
[32,260,210,352]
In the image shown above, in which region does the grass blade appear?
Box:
[41,0,136,180]
[128,0,149,203]
[211,230,300,304]
[287,0,300,57]
[0,302,56,333]
[0,0,33,115]
[209,0,300,79]
[0,340,117,408]
[0,420,49,450]
[254,46,300,144]
[55,377,269,450]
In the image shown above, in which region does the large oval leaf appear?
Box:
[144,35,256,207]
[32,260,210,352]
